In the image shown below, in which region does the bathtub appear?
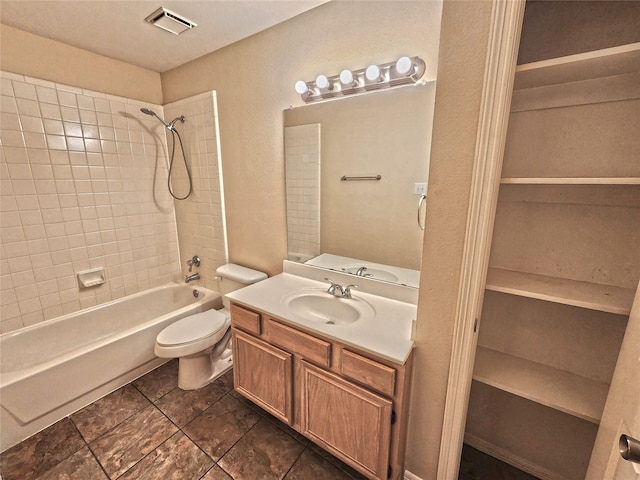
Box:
[0,283,222,452]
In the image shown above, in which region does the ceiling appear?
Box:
[0,1,329,72]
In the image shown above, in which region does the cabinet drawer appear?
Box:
[267,319,331,368]
[341,349,396,397]
[230,304,261,335]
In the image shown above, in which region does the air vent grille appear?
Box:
[145,7,197,35]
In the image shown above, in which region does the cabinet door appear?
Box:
[300,361,393,480]
[232,328,293,424]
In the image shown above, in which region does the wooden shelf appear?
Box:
[485,268,635,315]
[500,177,640,185]
[473,346,609,424]
[514,43,640,90]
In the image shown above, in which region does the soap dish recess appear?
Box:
[77,268,106,288]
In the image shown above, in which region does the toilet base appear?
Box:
[177,348,233,390]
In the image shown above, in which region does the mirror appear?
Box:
[284,84,436,288]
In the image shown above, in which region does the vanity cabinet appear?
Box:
[230,303,414,480]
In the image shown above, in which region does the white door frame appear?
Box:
[436,1,525,478]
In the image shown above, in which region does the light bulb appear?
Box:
[295,80,309,95]
[340,69,354,85]
[315,74,330,90]
[396,56,413,75]
[365,64,381,82]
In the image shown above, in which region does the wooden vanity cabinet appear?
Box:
[230,303,414,480]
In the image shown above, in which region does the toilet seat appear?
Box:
[157,309,227,347]
[155,309,230,358]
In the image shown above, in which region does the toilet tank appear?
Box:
[216,263,267,308]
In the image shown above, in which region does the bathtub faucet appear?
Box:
[185,273,200,283]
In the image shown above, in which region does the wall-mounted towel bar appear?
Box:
[340,175,382,181]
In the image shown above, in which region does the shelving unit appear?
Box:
[465,38,640,480]
[485,267,635,315]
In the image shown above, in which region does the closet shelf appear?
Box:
[514,42,640,90]
[473,346,609,424]
[500,177,640,185]
[485,268,635,315]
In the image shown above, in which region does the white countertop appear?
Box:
[226,273,416,364]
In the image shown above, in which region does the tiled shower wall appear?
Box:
[164,92,228,290]
[0,71,182,333]
[284,123,321,262]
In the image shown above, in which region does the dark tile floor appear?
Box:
[458,444,540,480]
[0,359,538,480]
[0,360,367,480]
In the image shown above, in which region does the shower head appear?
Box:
[140,107,171,129]
[140,107,185,131]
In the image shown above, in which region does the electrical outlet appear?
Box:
[414,183,427,195]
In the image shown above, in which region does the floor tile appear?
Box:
[0,418,85,480]
[154,380,228,427]
[133,359,178,401]
[117,432,213,480]
[459,445,540,480]
[70,384,151,442]
[284,447,358,480]
[183,394,261,461]
[218,417,305,480]
[34,446,108,480]
[201,464,233,480]
[89,404,178,479]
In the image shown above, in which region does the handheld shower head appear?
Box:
[140,107,172,129]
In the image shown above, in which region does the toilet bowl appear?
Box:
[154,263,267,390]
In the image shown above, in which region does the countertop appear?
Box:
[226,273,416,364]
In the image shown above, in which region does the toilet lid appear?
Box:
[156,309,228,347]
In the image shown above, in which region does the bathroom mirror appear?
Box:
[284,83,436,287]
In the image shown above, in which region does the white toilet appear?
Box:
[154,263,267,390]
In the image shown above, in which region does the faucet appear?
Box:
[185,272,200,283]
[355,266,367,276]
[324,278,358,299]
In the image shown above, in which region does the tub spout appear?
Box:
[185,273,200,283]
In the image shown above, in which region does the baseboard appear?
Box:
[464,433,567,480]
[404,470,423,480]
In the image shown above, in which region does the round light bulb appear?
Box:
[340,69,354,85]
[396,56,413,75]
[315,74,330,90]
[365,64,381,82]
[294,80,309,95]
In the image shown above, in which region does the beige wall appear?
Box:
[409,1,495,477]
[161,1,443,277]
[0,24,162,104]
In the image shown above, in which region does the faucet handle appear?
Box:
[324,277,341,295]
[187,255,201,272]
[343,284,359,299]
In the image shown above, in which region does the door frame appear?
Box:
[435,1,525,478]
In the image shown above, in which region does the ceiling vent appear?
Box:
[145,7,197,35]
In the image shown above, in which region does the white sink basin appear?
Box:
[281,288,375,325]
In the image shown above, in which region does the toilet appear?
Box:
[154,263,267,390]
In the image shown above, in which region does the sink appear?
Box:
[281,288,375,325]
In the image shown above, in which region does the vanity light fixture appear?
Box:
[295,55,426,103]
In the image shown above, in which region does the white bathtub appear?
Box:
[0,283,222,452]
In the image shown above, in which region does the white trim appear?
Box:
[435,1,526,479]
[404,470,423,480]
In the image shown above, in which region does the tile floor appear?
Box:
[0,359,538,480]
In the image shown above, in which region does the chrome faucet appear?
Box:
[324,278,358,299]
[355,266,367,276]
[185,272,200,283]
